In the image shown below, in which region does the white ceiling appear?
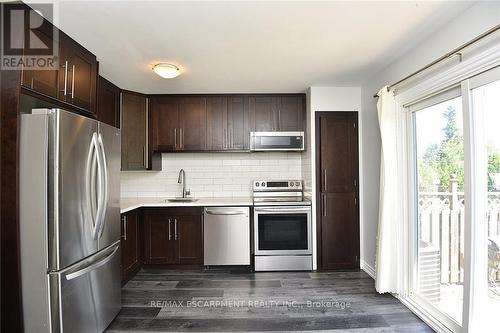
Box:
[47,1,473,94]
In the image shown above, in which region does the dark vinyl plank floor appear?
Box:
[106,269,434,332]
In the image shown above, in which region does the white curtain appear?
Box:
[375,86,400,294]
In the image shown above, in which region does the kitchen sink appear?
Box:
[166,197,199,203]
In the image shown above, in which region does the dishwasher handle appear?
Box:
[204,208,248,216]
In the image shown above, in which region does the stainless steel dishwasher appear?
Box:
[203,207,250,266]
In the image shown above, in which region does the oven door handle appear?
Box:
[255,207,311,213]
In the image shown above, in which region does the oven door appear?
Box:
[254,206,312,255]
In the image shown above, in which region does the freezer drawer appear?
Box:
[49,242,121,333]
[204,207,250,265]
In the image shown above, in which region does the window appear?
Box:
[413,92,465,325]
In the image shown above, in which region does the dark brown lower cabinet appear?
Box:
[121,210,141,285]
[316,111,359,270]
[143,208,203,266]
[320,193,358,270]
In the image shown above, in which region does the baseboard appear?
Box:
[360,260,376,279]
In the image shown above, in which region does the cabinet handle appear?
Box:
[323,195,327,217]
[168,219,172,240]
[323,170,327,191]
[174,128,177,149]
[60,60,68,96]
[223,128,226,149]
[122,216,127,241]
[70,64,75,99]
[180,128,183,149]
[174,219,178,240]
[143,146,147,169]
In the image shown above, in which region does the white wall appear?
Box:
[121,152,301,198]
[302,86,362,270]
[360,1,500,272]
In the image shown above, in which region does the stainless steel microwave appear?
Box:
[250,131,305,151]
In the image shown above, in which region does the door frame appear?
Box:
[315,111,360,271]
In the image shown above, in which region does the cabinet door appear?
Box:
[121,211,140,284]
[21,18,59,98]
[144,213,177,265]
[320,193,358,270]
[59,33,98,113]
[97,76,120,128]
[319,113,357,193]
[121,92,147,170]
[249,96,277,132]
[150,97,179,152]
[177,215,203,265]
[277,95,304,131]
[227,96,249,150]
[206,97,227,150]
[179,97,206,151]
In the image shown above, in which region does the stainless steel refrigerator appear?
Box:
[19,109,121,333]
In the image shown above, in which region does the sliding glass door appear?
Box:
[412,89,465,326]
[407,66,500,332]
[468,68,500,331]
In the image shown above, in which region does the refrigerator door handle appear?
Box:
[64,244,119,281]
[95,133,109,238]
[92,133,106,240]
[86,133,99,235]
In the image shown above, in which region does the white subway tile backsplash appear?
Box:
[121,152,302,198]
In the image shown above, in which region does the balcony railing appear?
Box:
[418,185,500,285]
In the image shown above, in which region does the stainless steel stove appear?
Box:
[252,180,312,271]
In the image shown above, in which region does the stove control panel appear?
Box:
[253,180,303,191]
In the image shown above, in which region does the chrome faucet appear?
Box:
[177,169,190,198]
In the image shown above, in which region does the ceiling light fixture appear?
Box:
[152,63,181,79]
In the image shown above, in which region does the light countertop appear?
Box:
[120,197,253,214]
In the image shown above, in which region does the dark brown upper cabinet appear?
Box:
[21,18,59,98]
[320,113,357,193]
[150,96,206,152]
[179,97,206,151]
[58,32,98,113]
[227,96,250,150]
[121,92,149,170]
[151,96,179,151]
[97,76,120,128]
[19,15,98,115]
[249,96,276,131]
[206,96,249,151]
[277,95,304,131]
[206,97,228,150]
[249,94,305,132]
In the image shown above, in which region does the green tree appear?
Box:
[419,106,464,191]
[419,106,500,192]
